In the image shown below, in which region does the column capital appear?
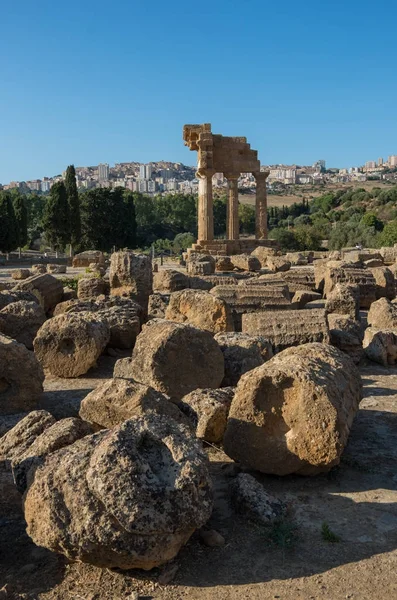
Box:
[253,170,269,181]
[224,173,240,181]
[196,169,215,179]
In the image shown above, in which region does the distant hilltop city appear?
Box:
[2,154,397,195]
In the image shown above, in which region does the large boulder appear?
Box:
[77,276,109,300]
[179,387,235,443]
[327,314,364,364]
[214,332,273,386]
[153,270,189,293]
[266,256,291,273]
[72,250,105,268]
[0,290,38,310]
[79,378,188,429]
[363,327,397,366]
[223,343,362,476]
[369,266,395,300]
[0,335,44,415]
[148,293,170,319]
[127,320,224,399]
[325,283,360,320]
[0,300,46,349]
[165,289,234,334]
[109,251,153,315]
[367,297,397,330]
[323,264,376,309]
[24,415,213,570]
[11,268,31,280]
[242,309,330,353]
[251,246,279,267]
[230,254,261,272]
[13,274,64,312]
[33,313,110,378]
[292,290,322,309]
[230,473,285,524]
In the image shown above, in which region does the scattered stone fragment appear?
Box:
[369,266,395,300]
[292,290,322,309]
[179,387,235,443]
[0,300,46,349]
[215,332,273,386]
[33,312,110,378]
[79,378,188,429]
[11,269,31,280]
[325,283,360,320]
[363,327,397,366]
[148,293,170,319]
[24,414,213,570]
[323,264,376,309]
[153,269,189,293]
[199,528,225,547]
[266,256,291,273]
[13,274,64,312]
[31,264,47,275]
[47,264,67,274]
[367,297,397,329]
[230,254,261,272]
[166,289,234,333]
[109,251,153,315]
[72,250,105,268]
[242,309,329,353]
[328,314,364,364]
[230,473,285,524]
[224,343,362,475]
[77,276,109,300]
[128,320,224,399]
[0,335,44,415]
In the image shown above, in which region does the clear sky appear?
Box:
[1,0,396,183]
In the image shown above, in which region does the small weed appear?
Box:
[321,521,341,543]
[60,276,79,291]
[267,518,299,550]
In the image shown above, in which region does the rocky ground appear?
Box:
[1,358,396,600]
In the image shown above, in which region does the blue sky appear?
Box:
[1,0,396,182]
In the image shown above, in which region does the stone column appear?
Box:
[226,174,240,240]
[197,170,214,242]
[254,171,269,239]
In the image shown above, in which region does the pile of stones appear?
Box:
[3,244,397,573]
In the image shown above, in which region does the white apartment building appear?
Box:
[268,167,296,184]
[139,164,153,180]
[41,180,51,192]
[389,155,397,167]
[98,163,110,181]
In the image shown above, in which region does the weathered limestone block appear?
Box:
[62,287,77,301]
[285,252,307,266]
[65,297,142,350]
[188,275,214,290]
[211,284,291,331]
[215,332,273,386]
[79,378,187,429]
[165,289,234,334]
[370,266,395,300]
[251,246,279,268]
[109,251,153,315]
[77,276,109,300]
[230,254,261,272]
[364,258,384,268]
[305,299,327,309]
[280,267,316,292]
[363,327,397,366]
[0,290,39,310]
[230,473,285,524]
[148,293,170,319]
[187,260,214,276]
[328,250,342,260]
[0,335,44,415]
[12,417,94,494]
[13,274,64,312]
[327,314,364,364]
[179,388,235,443]
[242,273,285,288]
[11,269,31,280]
[325,283,360,320]
[266,256,291,273]
[367,297,397,329]
[323,265,376,308]
[224,343,362,475]
[153,269,189,293]
[72,250,105,268]
[47,264,67,274]
[0,300,46,349]
[242,309,329,353]
[53,299,79,316]
[0,410,55,517]
[215,256,234,272]
[379,246,397,265]
[31,264,47,275]
[33,313,110,378]
[88,262,106,277]
[128,320,224,399]
[313,259,329,293]
[24,415,213,570]
[292,290,322,309]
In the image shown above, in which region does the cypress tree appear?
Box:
[12,192,28,252]
[0,191,18,254]
[64,164,81,254]
[42,181,70,251]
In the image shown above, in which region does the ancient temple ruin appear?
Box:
[183,123,275,255]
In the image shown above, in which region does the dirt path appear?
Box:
[1,360,396,599]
